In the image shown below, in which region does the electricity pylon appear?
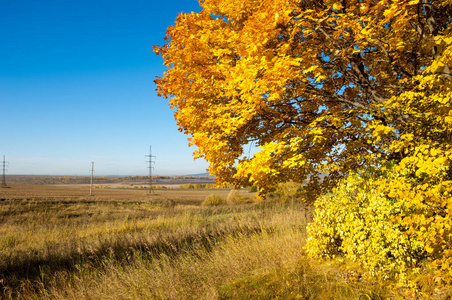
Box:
[1,155,9,188]
[146,146,156,195]
[90,161,94,196]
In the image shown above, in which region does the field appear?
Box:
[0,184,390,299]
[2,175,216,189]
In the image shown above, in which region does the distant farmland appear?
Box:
[3,175,216,189]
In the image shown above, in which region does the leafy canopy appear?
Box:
[154,0,452,195]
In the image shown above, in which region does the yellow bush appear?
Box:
[180,184,195,189]
[226,190,252,205]
[305,170,425,287]
[201,194,226,206]
[380,147,452,288]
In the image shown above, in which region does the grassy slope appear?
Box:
[0,185,389,299]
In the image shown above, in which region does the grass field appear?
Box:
[0,184,390,299]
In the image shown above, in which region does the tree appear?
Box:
[155,0,452,288]
[154,0,452,196]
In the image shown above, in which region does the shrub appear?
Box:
[226,190,252,205]
[201,194,226,206]
[305,170,425,287]
[180,184,195,189]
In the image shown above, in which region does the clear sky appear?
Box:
[0,0,210,176]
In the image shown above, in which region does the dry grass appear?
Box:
[0,184,390,299]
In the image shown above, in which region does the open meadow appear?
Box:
[0,184,392,299]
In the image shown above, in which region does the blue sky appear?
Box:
[0,0,210,175]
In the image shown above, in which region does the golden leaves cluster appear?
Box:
[155,0,451,195]
[306,171,425,287]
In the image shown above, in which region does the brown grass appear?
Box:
[0,184,390,299]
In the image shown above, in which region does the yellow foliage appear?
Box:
[155,0,452,291]
[306,170,425,287]
[154,0,452,197]
[307,162,452,291]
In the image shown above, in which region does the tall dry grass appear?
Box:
[1,186,390,299]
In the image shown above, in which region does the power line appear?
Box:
[145,146,156,195]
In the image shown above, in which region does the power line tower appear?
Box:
[1,155,10,188]
[145,146,156,195]
[90,161,94,196]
